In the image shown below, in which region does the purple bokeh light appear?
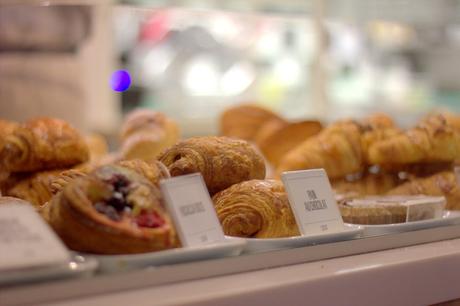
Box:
[110,70,131,92]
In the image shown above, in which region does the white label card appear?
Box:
[0,204,70,271]
[282,169,344,235]
[160,173,225,247]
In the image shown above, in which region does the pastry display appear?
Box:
[0,117,89,173]
[387,171,460,210]
[368,113,460,166]
[255,120,323,167]
[219,104,285,141]
[159,136,266,194]
[120,109,180,161]
[212,180,299,238]
[48,165,178,254]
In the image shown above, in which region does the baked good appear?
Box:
[6,169,62,208]
[120,109,179,161]
[48,165,178,254]
[0,119,18,152]
[159,136,266,194]
[84,133,108,162]
[368,113,460,166]
[220,104,285,141]
[339,195,445,224]
[276,121,363,179]
[0,117,89,172]
[255,120,323,167]
[49,159,169,195]
[386,171,460,210]
[212,180,299,238]
[276,114,399,179]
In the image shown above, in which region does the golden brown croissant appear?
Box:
[0,117,89,173]
[0,119,18,152]
[220,104,285,141]
[276,121,364,179]
[212,180,299,238]
[255,120,323,167]
[368,114,460,165]
[276,115,400,179]
[120,109,180,161]
[387,171,460,210]
[48,165,178,254]
[159,136,266,194]
[5,169,62,207]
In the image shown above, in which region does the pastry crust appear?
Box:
[0,117,89,172]
[255,120,322,167]
[159,136,266,194]
[213,180,299,238]
[332,172,400,196]
[220,104,285,141]
[48,165,178,254]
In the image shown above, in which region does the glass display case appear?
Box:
[2,1,460,305]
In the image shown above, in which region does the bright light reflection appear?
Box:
[335,264,382,275]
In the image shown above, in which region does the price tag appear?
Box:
[160,173,225,247]
[0,203,70,271]
[281,169,344,235]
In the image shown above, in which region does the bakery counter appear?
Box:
[3,224,460,306]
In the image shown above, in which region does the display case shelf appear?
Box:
[3,223,460,306]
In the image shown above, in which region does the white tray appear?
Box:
[348,210,460,236]
[227,224,364,254]
[91,239,247,273]
[0,254,98,286]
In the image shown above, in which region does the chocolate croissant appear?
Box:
[368,114,460,166]
[0,117,89,173]
[48,165,178,254]
[213,180,299,238]
[387,171,460,210]
[159,136,266,194]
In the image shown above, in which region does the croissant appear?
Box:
[368,114,460,165]
[276,115,400,179]
[159,136,266,194]
[0,117,89,173]
[220,104,285,141]
[0,119,18,151]
[48,165,178,254]
[276,121,363,179]
[120,110,180,161]
[6,169,62,207]
[212,180,299,238]
[387,171,460,210]
[255,120,323,167]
